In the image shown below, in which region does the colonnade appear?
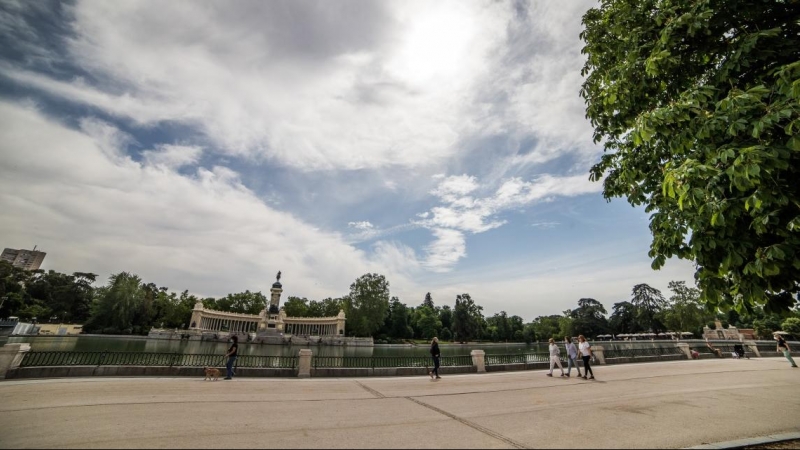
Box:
[285,323,339,336]
[199,317,259,333]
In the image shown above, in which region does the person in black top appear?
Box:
[774,333,797,368]
[428,337,441,380]
[225,335,238,380]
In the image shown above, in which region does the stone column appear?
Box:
[0,343,31,379]
[471,349,486,373]
[298,349,312,378]
[592,345,606,364]
[677,342,692,359]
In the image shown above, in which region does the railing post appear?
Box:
[593,345,606,365]
[676,342,692,359]
[0,343,31,379]
[470,349,486,373]
[298,349,312,378]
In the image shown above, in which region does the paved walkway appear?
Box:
[0,358,798,449]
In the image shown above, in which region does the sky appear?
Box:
[0,0,697,321]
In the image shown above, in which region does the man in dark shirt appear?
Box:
[225,336,238,380]
[775,333,797,368]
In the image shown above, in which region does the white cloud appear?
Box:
[347,221,374,230]
[142,144,202,169]
[423,228,466,273]
[531,222,560,229]
[416,173,602,269]
[0,101,412,299]
[0,1,521,172]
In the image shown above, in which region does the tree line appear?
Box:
[2,261,798,340]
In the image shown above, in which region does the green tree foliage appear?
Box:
[630,284,668,332]
[781,317,800,335]
[438,305,453,331]
[609,301,641,335]
[522,323,537,344]
[569,298,610,338]
[85,272,145,334]
[532,315,563,341]
[345,273,390,337]
[581,0,800,313]
[660,281,713,335]
[415,306,442,340]
[440,327,452,341]
[423,292,434,309]
[283,296,310,317]
[452,293,484,343]
[387,297,413,340]
[753,314,784,338]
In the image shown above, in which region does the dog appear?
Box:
[204,367,221,381]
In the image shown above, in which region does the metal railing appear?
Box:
[604,346,684,359]
[312,355,472,369]
[485,353,550,365]
[19,351,298,369]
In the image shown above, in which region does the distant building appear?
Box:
[38,323,83,336]
[1,247,46,270]
[703,320,756,341]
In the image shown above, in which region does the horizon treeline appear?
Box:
[1,262,798,341]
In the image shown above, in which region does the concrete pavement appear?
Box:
[0,358,798,448]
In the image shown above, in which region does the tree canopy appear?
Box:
[581,0,800,313]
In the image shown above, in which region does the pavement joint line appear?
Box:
[405,396,528,449]
[354,380,385,398]
[684,431,800,449]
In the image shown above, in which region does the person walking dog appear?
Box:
[775,333,798,368]
[224,335,238,380]
[578,335,595,380]
[429,337,441,379]
[564,336,582,378]
[547,338,565,377]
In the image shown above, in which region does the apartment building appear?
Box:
[1,247,47,271]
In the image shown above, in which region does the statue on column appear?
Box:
[276,271,281,283]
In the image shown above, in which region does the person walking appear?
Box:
[547,338,565,377]
[578,335,595,380]
[564,336,582,378]
[429,337,441,379]
[775,333,798,368]
[224,335,238,380]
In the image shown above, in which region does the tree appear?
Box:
[522,323,537,344]
[531,315,562,341]
[569,298,610,338]
[386,297,412,340]
[423,292,434,309]
[283,296,310,317]
[581,1,800,314]
[630,284,667,333]
[84,272,145,334]
[609,301,641,335]
[345,273,390,337]
[452,293,484,343]
[438,305,453,332]
[781,317,800,335]
[661,281,713,335]
[416,306,442,340]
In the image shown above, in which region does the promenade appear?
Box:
[0,358,798,449]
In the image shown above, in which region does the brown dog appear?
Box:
[204,367,221,381]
